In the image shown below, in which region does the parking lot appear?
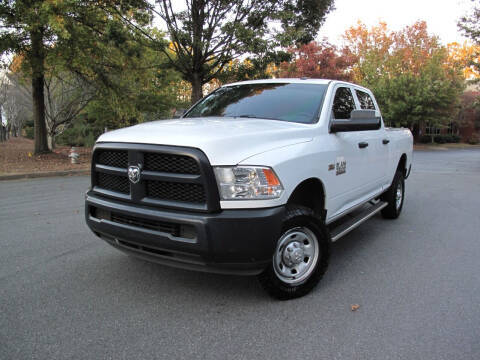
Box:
[1,148,479,360]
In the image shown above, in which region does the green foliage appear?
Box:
[80,35,183,130]
[56,117,103,147]
[419,134,461,144]
[419,135,433,143]
[24,120,34,139]
[433,134,460,144]
[2,1,184,147]
[345,22,465,132]
[371,52,465,129]
[0,0,157,152]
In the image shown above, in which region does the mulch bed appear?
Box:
[0,137,91,175]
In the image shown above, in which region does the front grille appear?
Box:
[91,144,220,212]
[97,173,129,194]
[98,150,128,168]
[146,180,205,203]
[144,153,199,174]
[111,212,181,236]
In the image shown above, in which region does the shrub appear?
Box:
[56,118,103,147]
[434,135,447,144]
[468,134,479,145]
[24,120,34,139]
[450,134,461,143]
[431,134,460,144]
[419,135,432,143]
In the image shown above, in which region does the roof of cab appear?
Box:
[223,78,333,87]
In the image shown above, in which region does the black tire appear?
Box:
[257,205,330,300]
[381,170,405,219]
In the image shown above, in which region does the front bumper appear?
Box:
[85,191,285,275]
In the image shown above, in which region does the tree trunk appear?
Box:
[30,29,50,154]
[47,132,55,150]
[0,108,4,142]
[190,73,203,104]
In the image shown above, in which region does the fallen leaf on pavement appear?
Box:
[351,304,360,311]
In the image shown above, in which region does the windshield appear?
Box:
[184,83,328,124]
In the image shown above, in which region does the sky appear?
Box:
[320,0,474,46]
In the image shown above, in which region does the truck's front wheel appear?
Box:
[258,206,330,300]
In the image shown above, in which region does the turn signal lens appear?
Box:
[262,168,280,187]
[214,166,284,200]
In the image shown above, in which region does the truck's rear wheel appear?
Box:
[257,206,330,300]
[381,170,405,219]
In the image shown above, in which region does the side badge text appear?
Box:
[335,157,346,175]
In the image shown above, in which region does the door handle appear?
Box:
[382,139,390,145]
[358,142,369,149]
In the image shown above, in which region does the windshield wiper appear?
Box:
[234,114,282,121]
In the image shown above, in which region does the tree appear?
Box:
[43,71,96,148]
[458,1,480,45]
[342,21,394,86]
[3,81,30,137]
[0,0,153,153]
[277,40,355,80]
[0,66,31,139]
[458,91,480,138]
[447,42,480,80]
[343,21,465,137]
[155,0,334,103]
[81,32,183,131]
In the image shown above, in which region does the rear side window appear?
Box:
[332,87,356,119]
[356,90,376,110]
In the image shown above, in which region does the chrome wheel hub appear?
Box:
[273,227,320,285]
[282,241,304,267]
[395,182,403,210]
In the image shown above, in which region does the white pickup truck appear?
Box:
[85,79,413,299]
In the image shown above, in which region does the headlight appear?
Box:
[213,166,284,200]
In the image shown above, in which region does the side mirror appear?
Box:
[330,110,381,133]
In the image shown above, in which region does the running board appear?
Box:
[329,201,388,242]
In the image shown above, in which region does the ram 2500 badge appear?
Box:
[85,79,413,299]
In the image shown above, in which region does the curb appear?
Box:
[414,144,480,151]
[0,169,90,181]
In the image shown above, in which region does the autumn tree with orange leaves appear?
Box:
[447,42,480,80]
[458,0,480,79]
[343,21,465,139]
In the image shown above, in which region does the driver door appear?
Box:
[326,85,367,218]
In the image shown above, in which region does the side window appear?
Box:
[355,90,376,110]
[332,87,356,119]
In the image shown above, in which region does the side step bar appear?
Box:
[329,201,388,242]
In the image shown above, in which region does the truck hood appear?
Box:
[97,117,313,165]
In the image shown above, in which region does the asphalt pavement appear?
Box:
[1,149,479,360]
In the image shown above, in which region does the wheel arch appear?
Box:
[397,153,408,177]
[287,178,326,220]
